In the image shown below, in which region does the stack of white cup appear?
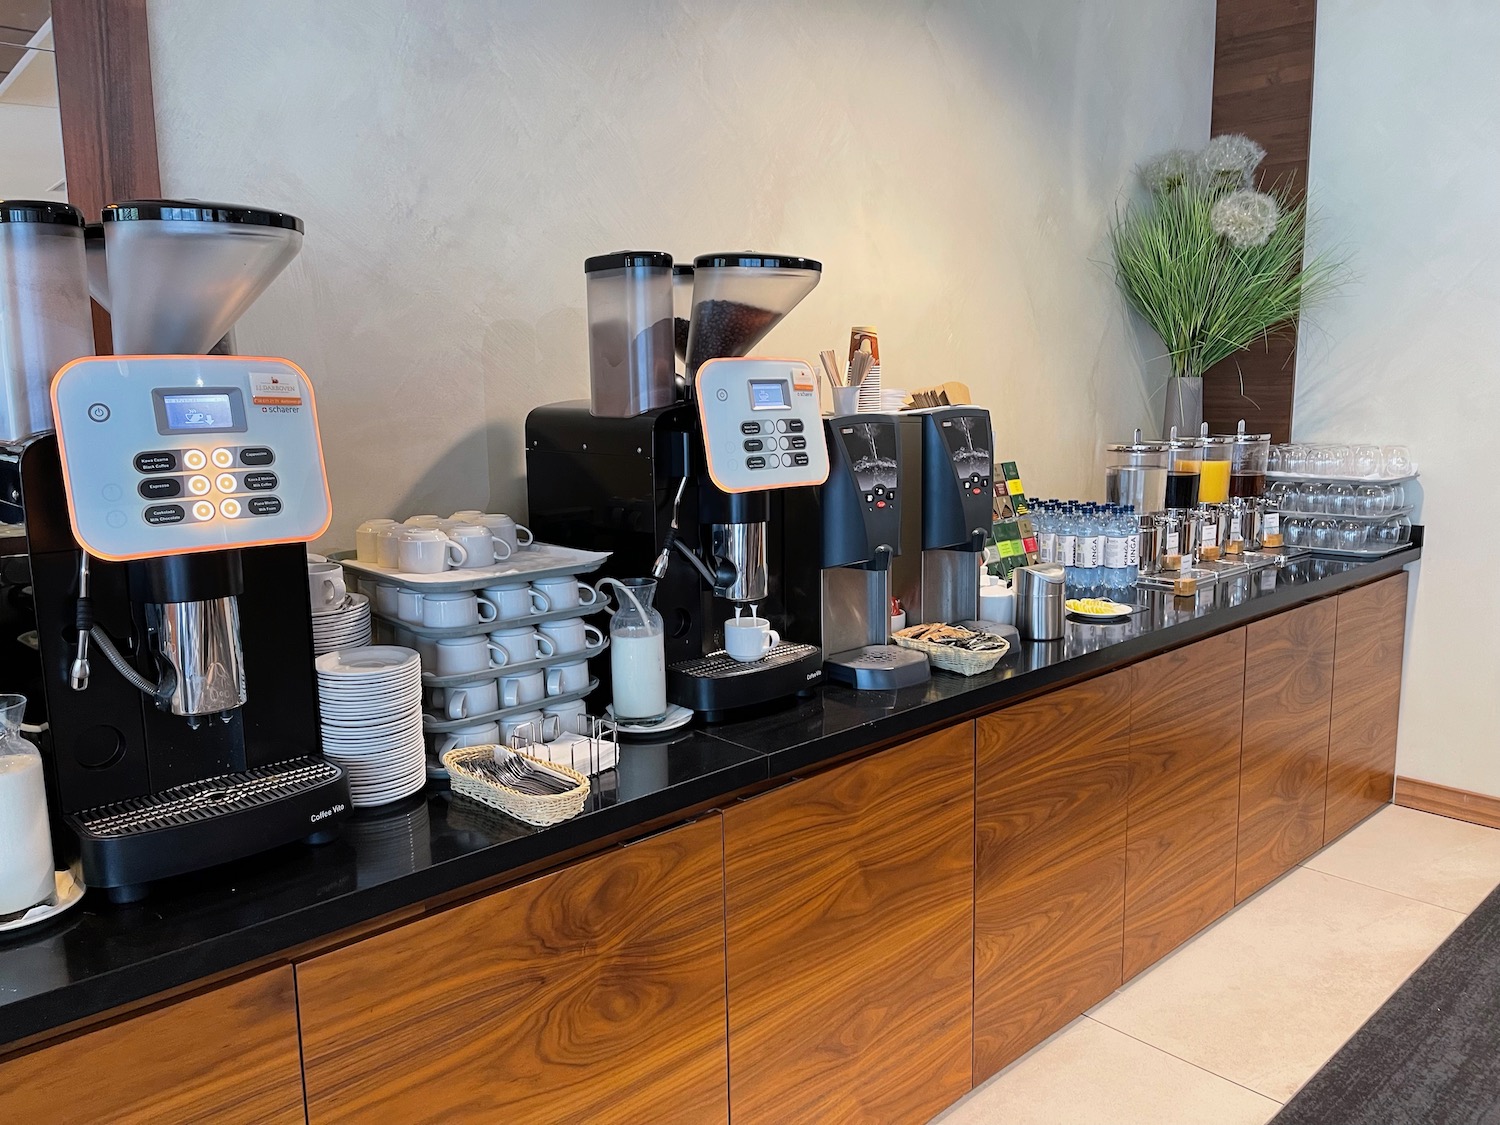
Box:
[353,512,534,574]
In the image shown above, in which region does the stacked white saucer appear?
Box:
[312,592,373,656]
[316,646,425,807]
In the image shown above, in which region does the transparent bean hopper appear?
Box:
[685,252,822,381]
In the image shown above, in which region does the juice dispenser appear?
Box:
[1163,428,1203,509]
[1105,432,1168,513]
[1199,435,1233,504]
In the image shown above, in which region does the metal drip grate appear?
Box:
[670,642,821,681]
[75,758,343,839]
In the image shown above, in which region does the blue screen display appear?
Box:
[161,393,235,431]
[749,380,790,410]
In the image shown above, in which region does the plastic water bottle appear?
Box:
[1104,504,1130,592]
[1035,502,1057,565]
[1123,504,1140,589]
[1081,503,1104,594]
[1058,504,1079,592]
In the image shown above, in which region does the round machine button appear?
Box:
[134,451,177,474]
[776,420,789,434]
[143,504,185,526]
[192,500,216,521]
[244,471,278,491]
[182,449,207,471]
[247,496,283,516]
[767,453,782,469]
[187,475,211,496]
[138,477,182,500]
[220,498,242,519]
[238,447,275,467]
[211,448,235,469]
[102,483,123,502]
[87,403,110,422]
[716,389,729,402]
[215,473,238,494]
[106,510,127,528]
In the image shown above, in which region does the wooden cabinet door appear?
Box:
[1236,598,1338,901]
[974,671,1130,1081]
[723,723,974,1125]
[1126,628,1246,979]
[0,968,304,1125]
[1326,573,1409,841]
[298,816,728,1125]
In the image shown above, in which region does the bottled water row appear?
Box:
[1032,501,1140,595]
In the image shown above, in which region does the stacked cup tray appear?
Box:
[381,602,603,641]
[421,679,600,733]
[419,635,609,688]
[330,542,610,592]
[316,646,426,808]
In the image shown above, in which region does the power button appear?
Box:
[87,403,110,422]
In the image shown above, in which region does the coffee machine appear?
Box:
[527,253,829,721]
[784,412,929,689]
[5,200,349,901]
[919,406,996,623]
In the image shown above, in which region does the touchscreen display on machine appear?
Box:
[749,380,790,410]
[153,388,247,434]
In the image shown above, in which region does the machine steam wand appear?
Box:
[69,552,91,690]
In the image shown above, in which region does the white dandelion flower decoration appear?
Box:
[1140,149,1196,195]
[1211,189,1281,248]
[1196,133,1267,191]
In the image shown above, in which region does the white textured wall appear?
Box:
[1297,2,1487,793]
[145,0,1213,545]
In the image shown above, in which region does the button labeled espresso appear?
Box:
[247,496,282,516]
[143,504,185,525]
[138,477,182,500]
[244,471,278,492]
[134,451,177,474]
[238,447,275,467]
[743,439,763,453]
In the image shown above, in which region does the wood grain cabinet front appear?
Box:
[1125,628,1247,979]
[0,967,305,1125]
[1236,598,1337,901]
[973,671,1131,1082]
[1326,572,1409,841]
[296,815,729,1125]
[722,723,976,1125]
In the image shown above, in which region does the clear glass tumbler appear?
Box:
[1311,518,1336,550]
[1327,483,1356,515]
[1337,520,1367,551]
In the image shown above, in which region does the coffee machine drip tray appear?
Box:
[668,642,824,722]
[67,757,350,897]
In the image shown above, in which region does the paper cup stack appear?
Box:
[312,592,373,655]
[316,646,425,807]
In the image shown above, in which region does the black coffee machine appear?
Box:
[919,406,996,623]
[527,253,827,721]
[2,201,349,902]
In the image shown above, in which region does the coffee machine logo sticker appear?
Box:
[849,422,897,492]
[250,371,304,409]
[946,416,990,476]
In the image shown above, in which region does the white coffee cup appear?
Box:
[432,635,506,675]
[538,618,605,656]
[375,526,402,568]
[397,587,425,625]
[488,625,557,665]
[444,523,512,568]
[355,518,399,563]
[500,669,547,709]
[421,591,498,629]
[443,678,500,720]
[307,562,346,613]
[546,660,591,696]
[404,514,444,528]
[373,582,400,616]
[398,527,468,574]
[306,551,328,564]
[543,700,590,738]
[724,616,779,662]
[499,710,560,745]
[449,510,485,523]
[436,721,501,757]
[531,576,601,611]
[478,514,533,556]
[480,582,550,621]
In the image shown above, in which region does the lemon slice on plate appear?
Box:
[1065,598,1134,618]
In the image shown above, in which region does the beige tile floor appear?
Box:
[933,805,1500,1125]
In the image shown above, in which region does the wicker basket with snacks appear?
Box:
[892,622,1010,676]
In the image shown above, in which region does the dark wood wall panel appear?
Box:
[1205,0,1318,442]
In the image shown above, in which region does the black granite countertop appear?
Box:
[0,544,1420,1050]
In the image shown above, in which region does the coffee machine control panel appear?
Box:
[920,406,995,551]
[695,358,829,493]
[52,356,332,561]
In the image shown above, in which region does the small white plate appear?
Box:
[1065,601,1135,621]
[316,646,420,677]
[0,869,85,933]
[606,702,694,735]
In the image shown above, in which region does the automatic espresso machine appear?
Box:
[4,200,349,901]
[528,253,831,720]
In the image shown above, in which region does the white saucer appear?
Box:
[605,702,694,735]
[316,646,420,677]
[312,593,370,619]
[0,869,85,933]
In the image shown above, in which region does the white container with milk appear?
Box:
[0,694,54,915]
[595,577,667,722]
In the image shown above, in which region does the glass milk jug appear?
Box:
[595,577,667,722]
[0,694,55,914]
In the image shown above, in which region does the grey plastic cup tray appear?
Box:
[373,601,603,640]
[421,679,599,733]
[330,542,610,592]
[418,637,609,688]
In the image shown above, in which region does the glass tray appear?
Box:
[1269,506,1414,523]
[1266,470,1419,486]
